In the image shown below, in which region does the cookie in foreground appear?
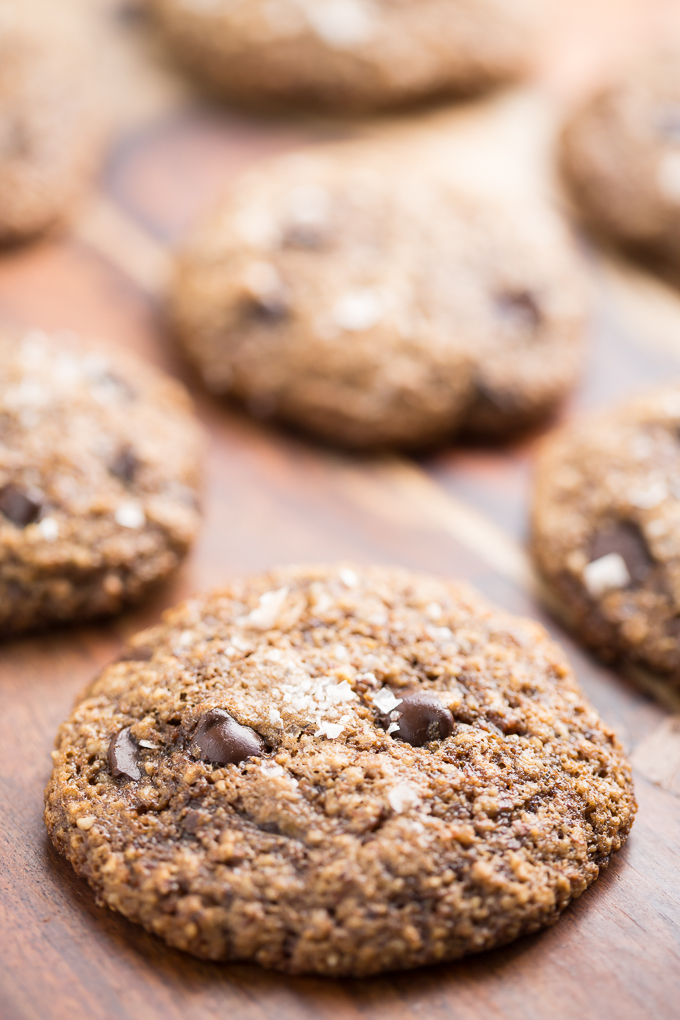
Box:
[531,384,680,690]
[45,565,635,976]
[145,0,538,113]
[0,330,203,634]
[560,43,680,276]
[172,135,587,449]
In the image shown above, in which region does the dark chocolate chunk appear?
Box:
[590,520,653,585]
[110,447,139,484]
[194,708,265,765]
[389,692,454,747]
[250,290,289,321]
[108,727,142,781]
[117,644,153,663]
[0,484,42,527]
[496,291,541,332]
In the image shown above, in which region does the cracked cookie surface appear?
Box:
[45,565,635,975]
[0,329,203,634]
[172,136,587,449]
[146,0,538,113]
[531,385,680,688]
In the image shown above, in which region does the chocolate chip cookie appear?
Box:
[0,9,102,244]
[171,137,587,449]
[145,0,538,113]
[0,329,203,634]
[561,44,680,274]
[531,385,680,688]
[44,565,635,976]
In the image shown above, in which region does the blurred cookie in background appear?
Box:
[0,1,104,245]
[0,329,203,635]
[170,133,587,450]
[531,384,680,691]
[561,44,680,279]
[143,0,540,113]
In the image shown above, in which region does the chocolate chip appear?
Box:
[117,644,153,663]
[496,291,541,331]
[283,223,326,249]
[110,447,139,484]
[108,727,141,781]
[590,520,653,585]
[194,708,265,766]
[250,291,288,322]
[389,693,454,747]
[0,484,42,527]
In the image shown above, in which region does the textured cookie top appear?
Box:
[0,7,101,242]
[173,139,586,448]
[531,385,680,683]
[147,0,538,112]
[561,44,680,261]
[45,566,635,976]
[0,330,203,633]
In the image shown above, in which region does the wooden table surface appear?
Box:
[2,2,680,1018]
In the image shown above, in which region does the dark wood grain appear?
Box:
[1,2,680,1017]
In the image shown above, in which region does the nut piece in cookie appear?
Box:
[172,133,587,449]
[561,42,680,278]
[0,329,203,635]
[531,384,680,688]
[45,565,636,976]
[145,0,539,113]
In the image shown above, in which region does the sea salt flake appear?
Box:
[332,289,382,332]
[38,517,59,542]
[306,0,375,49]
[425,624,453,641]
[628,482,668,509]
[386,722,399,735]
[268,707,282,723]
[325,680,357,704]
[658,151,680,201]
[373,687,402,714]
[387,782,420,814]
[115,501,145,529]
[583,553,631,597]
[339,567,358,587]
[240,587,289,630]
[315,721,344,739]
[138,740,156,749]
